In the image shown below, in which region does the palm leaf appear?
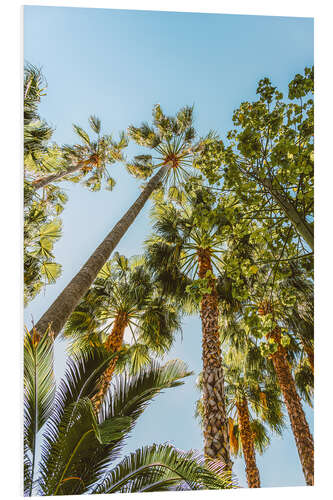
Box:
[88,115,101,134]
[100,359,192,428]
[94,444,233,493]
[73,125,91,145]
[24,326,55,496]
[24,326,55,454]
[38,348,126,495]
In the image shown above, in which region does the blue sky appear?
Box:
[24,5,314,488]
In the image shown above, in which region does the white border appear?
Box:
[1,1,332,499]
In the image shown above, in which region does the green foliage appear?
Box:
[24,64,67,304]
[127,104,205,194]
[194,67,313,255]
[145,184,232,312]
[24,327,233,495]
[62,119,128,191]
[24,327,56,496]
[185,275,213,301]
[24,183,64,305]
[64,252,182,362]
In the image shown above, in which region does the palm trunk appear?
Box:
[91,312,127,413]
[263,179,314,250]
[267,328,314,485]
[34,165,168,338]
[198,249,232,470]
[236,398,261,488]
[32,163,83,190]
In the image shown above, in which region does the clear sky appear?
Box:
[24,5,314,488]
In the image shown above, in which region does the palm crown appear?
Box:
[64,252,182,360]
[58,116,128,191]
[24,63,53,161]
[63,252,183,413]
[144,185,231,305]
[127,104,205,197]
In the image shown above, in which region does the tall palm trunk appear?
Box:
[34,165,168,338]
[267,328,314,485]
[32,163,83,190]
[198,248,232,470]
[236,398,261,488]
[91,312,128,413]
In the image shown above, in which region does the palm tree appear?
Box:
[33,104,203,339]
[220,267,314,485]
[24,63,53,163]
[223,348,284,488]
[145,187,233,469]
[63,252,182,413]
[262,324,314,486]
[195,344,284,489]
[24,327,233,496]
[31,116,128,191]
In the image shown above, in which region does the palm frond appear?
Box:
[89,115,101,134]
[73,125,91,145]
[94,444,233,493]
[24,326,55,463]
[100,359,192,427]
[38,348,126,495]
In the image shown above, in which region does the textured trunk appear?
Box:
[263,179,314,250]
[236,399,261,488]
[34,165,168,338]
[32,163,83,190]
[198,249,232,470]
[267,328,314,485]
[91,312,127,413]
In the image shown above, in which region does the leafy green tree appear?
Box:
[196,67,314,251]
[33,104,205,339]
[63,252,182,413]
[24,328,233,496]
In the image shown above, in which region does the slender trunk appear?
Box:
[32,163,83,190]
[263,179,314,250]
[236,399,261,488]
[34,165,168,338]
[91,312,127,413]
[267,328,314,485]
[198,249,232,470]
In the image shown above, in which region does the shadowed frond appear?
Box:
[24,326,56,496]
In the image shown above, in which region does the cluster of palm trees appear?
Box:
[24,63,314,494]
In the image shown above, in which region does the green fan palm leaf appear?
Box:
[24,326,56,495]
